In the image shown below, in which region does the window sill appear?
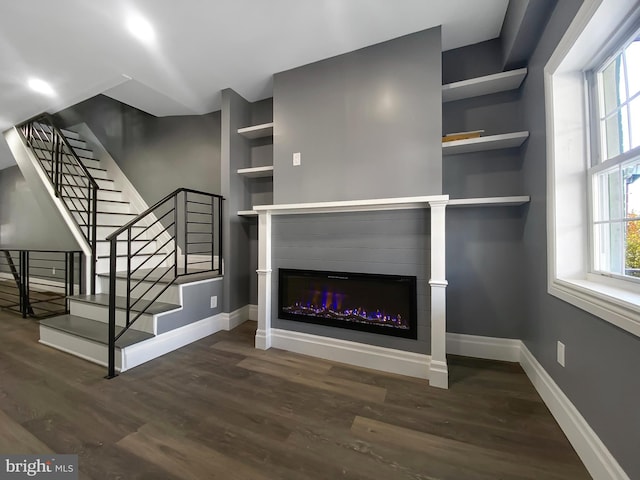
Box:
[549,277,640,337]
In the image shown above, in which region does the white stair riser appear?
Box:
[94,201,132,214]
[98,276,180,304]
[60,185,121,202]
[96,254,170,273]
[35,124,81,140]
[39,326,124,371]
[64,137,87,150]
[32,141,94,160]
[43,164,109,180]
[72,147,95,159]
[97,190,123,202]
[96,225,148,238]
[77,157,102,170]
[69,300,155,334]
[72,212,137,226]
[96,240,158,257]
[61,178,113,189]
[40,154,102,170]
[94,178,114,189]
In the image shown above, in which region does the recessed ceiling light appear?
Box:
[28,78,55,97]
[126,14,156,44]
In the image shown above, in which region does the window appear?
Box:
[591,30,640,282]
[547,0,640,339]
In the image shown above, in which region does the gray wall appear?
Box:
[220,89,253,313]
[273,27,442,204]
[271,210,430,354]
[156,278,223,334]
[521,1,640,477]
[55,95,222,206]
[0,165,79,250]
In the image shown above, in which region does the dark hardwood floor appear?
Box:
[0,310,590,479]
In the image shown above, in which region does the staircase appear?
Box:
[13,114,224,375]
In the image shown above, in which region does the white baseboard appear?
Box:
[446,332,522,362]
[269,328,430,380]
[122,313,226,371]
[219,305,251,331]
[448,332,628,480]
[519,344,629,480]
[248,304,258,321]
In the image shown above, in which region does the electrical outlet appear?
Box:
[210,296,217,309]
[52,268,56,275]
[293,152,301,166]
[557,341,565,367]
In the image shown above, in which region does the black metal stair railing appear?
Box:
[0,249,84,318]
[17,114,99,294]
[105,188,224,378]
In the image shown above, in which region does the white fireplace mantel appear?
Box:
[254,195,450,389]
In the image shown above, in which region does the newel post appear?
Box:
[255,211,272,349]
[428,199,448,389]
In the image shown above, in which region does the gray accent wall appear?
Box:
[55,95,222,206]
[271,210,430,354]
[273,27,442,204]
[0,165,79,250]
[156,278,223,334]
[521,1,640,477]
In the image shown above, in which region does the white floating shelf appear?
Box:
[443,131,529,155]
[237,210,258,217]
[237,122,274,139]
[237,166,274,178]
[448,196,530,208]
[442,68,527,103]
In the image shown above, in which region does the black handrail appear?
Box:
[105,188,224,378]
[16,114,99,295]
[0,249,84,318]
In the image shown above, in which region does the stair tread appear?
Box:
[69,210,136,216]
[64,197,128,204]
[61,185,121,193]
[69,294,180,314]
[43,163,107,172]
[97,267,221,284]
[40,314,153,348]
[54,171,113,182]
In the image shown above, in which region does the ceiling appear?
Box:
[0,0,509,169]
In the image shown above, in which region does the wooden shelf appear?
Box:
[448,196,530,208]
[237,210,258,217]
[237,122,274,139]
[442,68,527,103]
[442,131,529,155]
[237,166,274,178]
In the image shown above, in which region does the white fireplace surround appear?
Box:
[253,195,450,389]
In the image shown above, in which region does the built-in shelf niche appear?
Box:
[442,68,527,103]
[237,121,274,214]
[442,131,529,155]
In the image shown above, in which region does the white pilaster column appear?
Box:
[428,199,448,389]
[255,211,272,349]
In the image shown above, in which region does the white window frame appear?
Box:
[547,0,640,338]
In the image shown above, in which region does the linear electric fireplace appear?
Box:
[278,268,417,339]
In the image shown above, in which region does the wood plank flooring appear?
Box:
[0,310,590,479]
